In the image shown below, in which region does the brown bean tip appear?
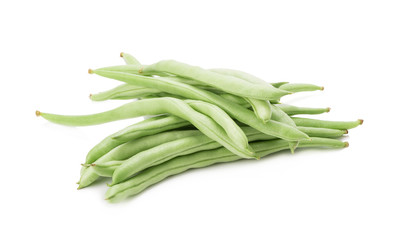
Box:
[35,110,41,117]
[88,69,94,74]
[321,86,325,91]
[344,142,349,148]
[120,52,124,57]
[89,93,92,99]
[358,119,364,125]
[344,129,348,134]
[326,107,331,112]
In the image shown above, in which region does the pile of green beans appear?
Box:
[37,52,363,202]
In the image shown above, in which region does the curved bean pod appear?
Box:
[185,99,249,149]
[271,104,296,127]
[106,137,348,202]
[37,97,256,159]
[244,98,272,123]
[120,52,141,65]
[142,60,290,100]
[90,83,161,101]
[85,115,189,164]
[78,129,203,188]
[89,161,123,177]
[90,125,347,179]
[110,126,277,185]
[292,117,363,130]
[90,69,310,141]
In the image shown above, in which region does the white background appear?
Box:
[1,0,395,239]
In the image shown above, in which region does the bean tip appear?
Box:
[321,86,325,91]
[120,52,124,58]
[344,142,349,148]
[326,107,331,112]
[77,186,82,190]
[358,119,364,125]
[35,110,41,117]
[89,93,92,99]
[344,129,348,134]
[88,69,94,74]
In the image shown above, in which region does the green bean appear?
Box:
[244,98,272,123]
[276,104,330,115]
[297,126,347,138]
[292,117,363,130]
[90,83,161,101]
[109,126,279,185]
[218,93,249,106]
[78,129,202,188]
[87,161,124,177]
[120,52,141,65]
[279,83,324,93]
[85,115,188,164]
[209,68,273,123]
[105,137,348,202]
[90,69,309,141]
[37,97,256,159]
[185,99,249,149]
[94,125,346,182]
[210,68,267,84]
[141,60,290,100]
[270,104,299,152]
[271,104,296,127]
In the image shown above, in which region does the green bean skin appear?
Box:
[297,126,347,138]
[90,161,123,177]
[106,137,347,202]
[210,68,267,85]
[110,135,224,185]
[90,125,347,180]
[120,52,141,65]
[85,115,188,164]
[38,97,255,158]
[244,98,272,123]
[142,60,290,100]
[270,104,296,127]
[110,126,277,185]
[292,117,363,130]
[276,104,330,116]
[79,130,204,188]
[271,82,289,88]
[279,83,324,93]
[185,100,249,149]
[79,125,346,188]
[90,84,160,101]
[91,69,309,141]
